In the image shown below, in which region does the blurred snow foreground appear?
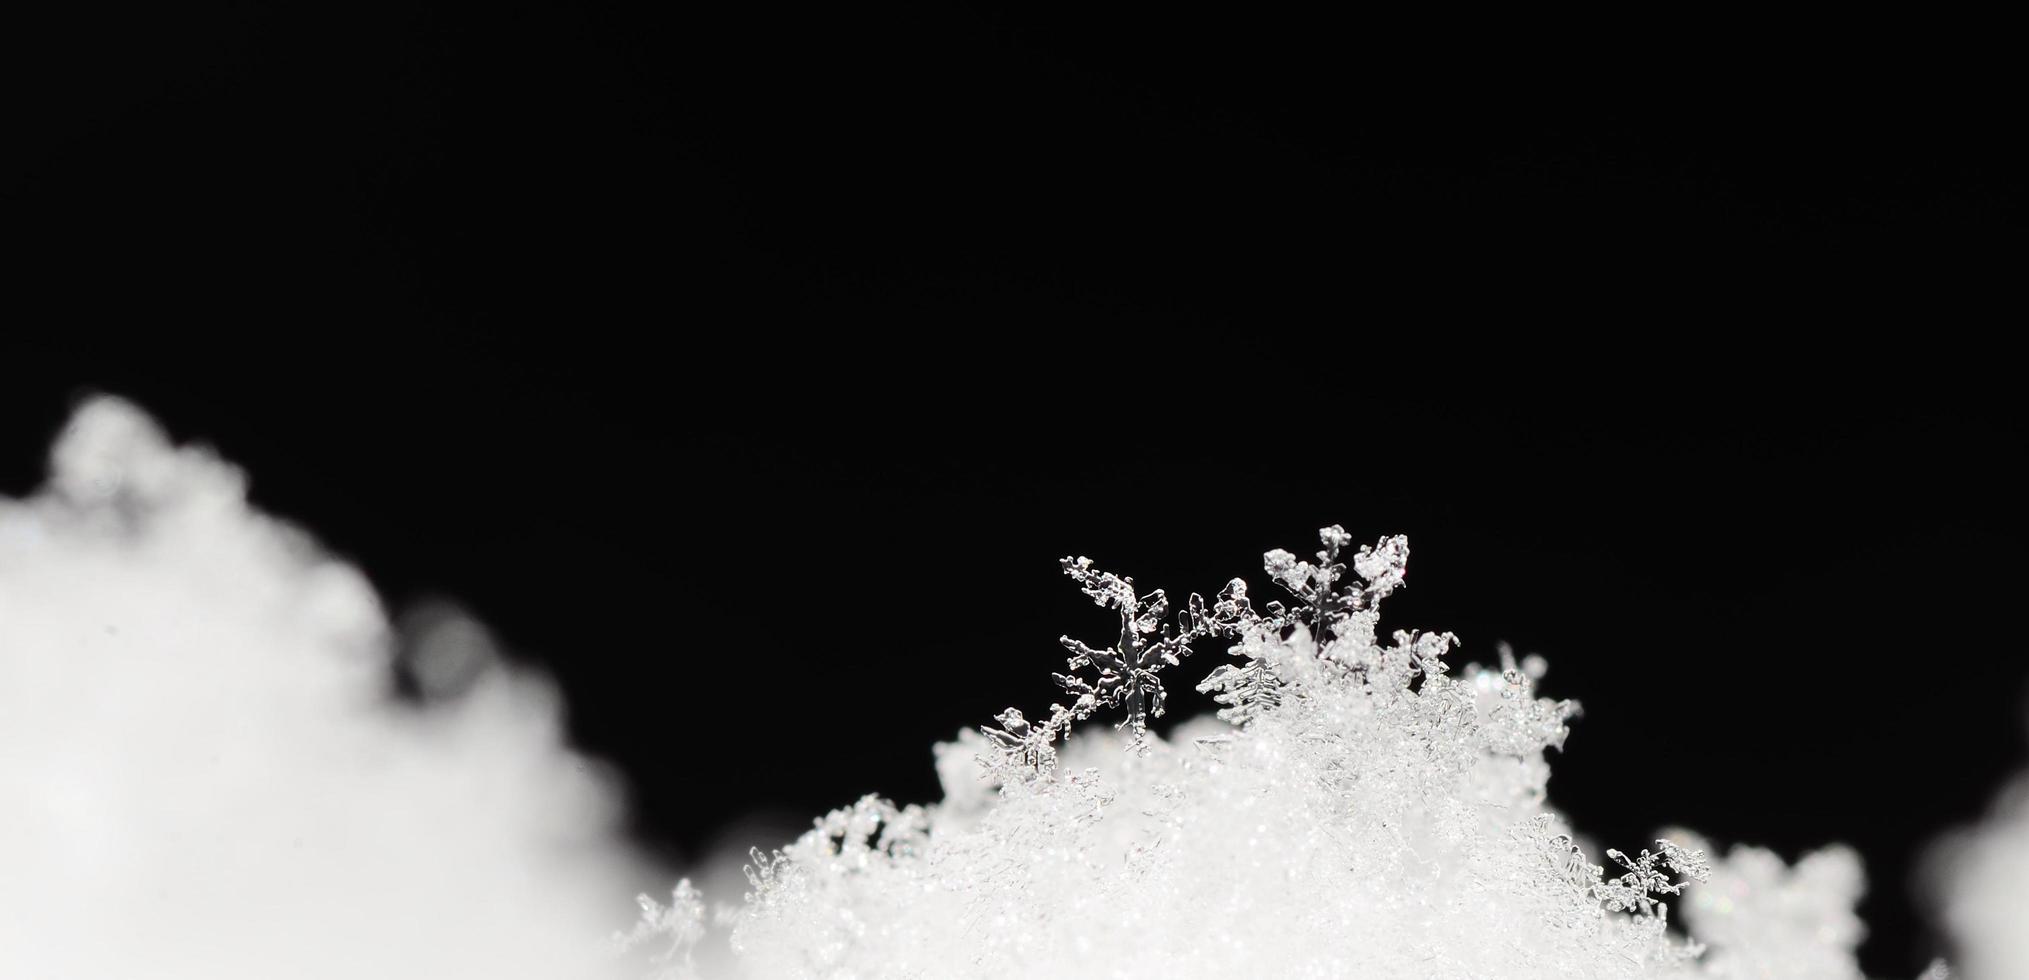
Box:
[1,399,2022,979]
[0,398,648,979]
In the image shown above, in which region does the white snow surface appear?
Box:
[4,397,2021,980]
[0,397,650,979]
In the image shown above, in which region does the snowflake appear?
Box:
[982,555,1250,773]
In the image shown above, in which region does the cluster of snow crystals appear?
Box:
[702,527,1911,979]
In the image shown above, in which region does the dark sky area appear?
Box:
[6,6,2024,975]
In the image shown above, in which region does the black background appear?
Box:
[6,5,2024,975]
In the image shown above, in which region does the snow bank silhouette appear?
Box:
[8,397,2024,980]
[0,397,647,979]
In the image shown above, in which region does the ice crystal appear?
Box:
[706,527,1912,978]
